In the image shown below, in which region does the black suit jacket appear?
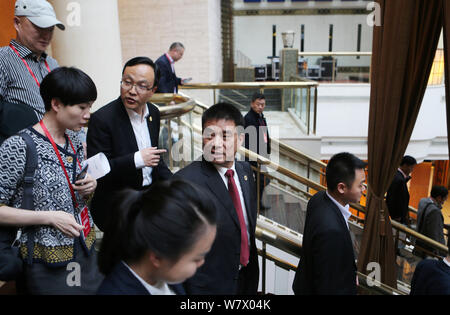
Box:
[410,259,450,295]
[87,97,172,231]
[155,54,182,93]
[174,158,259,295]
[292,190,357,295]
[386,170,410,224]
[244,109,271,159]
[97,261,185,295]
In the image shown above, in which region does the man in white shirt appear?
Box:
[87,57,172,231]
[293,152,367,295]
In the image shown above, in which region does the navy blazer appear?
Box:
[155,54,182,93]
[386,170,410,224]
[86,97,172,231]
[174,158,259,295]
[97,262,186,295]
[292,190,357,295]
[410,259,450,295]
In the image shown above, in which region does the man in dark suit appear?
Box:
[244,92,271,210]
[87,57,172,231]
[410,242,450,295]
[175,103,259,295]
[293,152,366,295]
[155,42,188,94]
[386,155,417,226]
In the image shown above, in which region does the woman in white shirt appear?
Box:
[97,179,217,295]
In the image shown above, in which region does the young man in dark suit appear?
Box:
[293,152,366,295]
[386,155,417,225]
[244,92,271,210]
[86,57,172,231]
[155,42,188,94]
[410,241,450,295]
[174,103,259,295]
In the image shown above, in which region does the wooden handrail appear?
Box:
[180,81,318,90]
[299,51,372,57]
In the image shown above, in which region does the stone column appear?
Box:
[280,48,298,111]
[49,0,123,112]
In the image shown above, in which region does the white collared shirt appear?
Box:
[166,53,175,73]
[443,257,450,268]
[398,168,408,179]
[122,261,175,295]
[125,106,153,187]
[214,162,251,247]
[326,190,352,229]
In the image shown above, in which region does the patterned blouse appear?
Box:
[0,127,95,267]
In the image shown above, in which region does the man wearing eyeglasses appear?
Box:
[87,57,172,231]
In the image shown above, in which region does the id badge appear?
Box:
[263,132,268,144]
[77,206,91,240]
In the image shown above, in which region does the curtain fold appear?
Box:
[357,0,443,288]
[443,1,450,163]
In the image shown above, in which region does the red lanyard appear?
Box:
[9,43,51,87]
[39,120,81,207]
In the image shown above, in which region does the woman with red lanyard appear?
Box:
[0,67,103,294]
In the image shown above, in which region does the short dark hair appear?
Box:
[98,179,217,275]
[430,185,448,199]
[251,92,265,103]
[202,103,245,131]
[40,67,97,112]
[401,155,417,166]
[170,42,184,51]
[122,56,160,89]
[326,152,367,191]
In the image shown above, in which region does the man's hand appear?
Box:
[140,147,167,167]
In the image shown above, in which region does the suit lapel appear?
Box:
[145,103,158,147]
[201,159,240,229]
[323,192,355,258]
[116,98,139,152]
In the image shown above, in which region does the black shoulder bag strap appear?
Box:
[17,132,38,265]
[417,202,433,235]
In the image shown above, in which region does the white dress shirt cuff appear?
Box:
[134,151,146,169]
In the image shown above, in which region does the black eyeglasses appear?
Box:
[120,80,153,93]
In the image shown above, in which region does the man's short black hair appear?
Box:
[401,155,417,166]
[202,103,244,131]
[170,42,185,51]
[251,92,265,103]
[40,67,97,112]
[430,185,448,199]
[122,56,160,89]
[326,152,367,192]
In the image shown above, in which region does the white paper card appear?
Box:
[82,152,111,180]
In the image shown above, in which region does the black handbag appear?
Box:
[0,132,37,281]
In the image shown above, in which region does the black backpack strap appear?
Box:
[18,132,38,265]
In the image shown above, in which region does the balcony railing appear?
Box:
[180,81,318,135]
[297,50,444,85]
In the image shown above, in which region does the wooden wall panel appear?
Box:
[0,1,15,46]
[409,162,433,211]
